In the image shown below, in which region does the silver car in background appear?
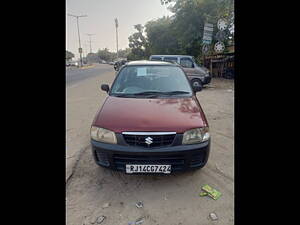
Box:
[149,55,211,88]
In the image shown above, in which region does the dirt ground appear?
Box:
[66,66,234,225]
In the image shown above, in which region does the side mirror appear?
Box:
[101,84,109,93]
[192,84,202,92]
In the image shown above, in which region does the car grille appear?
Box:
[113,154,185,171]
[122,134,176,148]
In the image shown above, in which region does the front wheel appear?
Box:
[191,79,203,89]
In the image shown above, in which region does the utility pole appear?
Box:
[86,33,95,53]
[68,13,87,67]
[115,18,119,60]
[83,43,90,64]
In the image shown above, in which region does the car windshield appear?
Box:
[110,65,192,97]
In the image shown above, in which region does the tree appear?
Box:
[86,53,99,63]
[128,24,149,60]
[118,48,131,59]
[66,50,74,61]
[97,48,117,62]
[145,16,180,55]
[164,0,234,57]
[127,0,234,61]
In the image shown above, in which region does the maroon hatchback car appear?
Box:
[90,60,210,174]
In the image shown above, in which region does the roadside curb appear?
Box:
[66,144,90,184]
[80,65,95,70]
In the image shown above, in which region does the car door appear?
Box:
[179,57,201,79]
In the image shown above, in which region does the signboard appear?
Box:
[203,40,211,45]
[78,48,82,53]
[202,23,214,45]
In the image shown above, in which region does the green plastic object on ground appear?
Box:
[200,184,222,200]
[199,191,208,197]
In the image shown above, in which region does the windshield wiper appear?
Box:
[112,93,136,98]
[113,91,190,98]
[112,92,158,98]
[132,91,164,96]
[160,91,191,95]
[133,91,190,96]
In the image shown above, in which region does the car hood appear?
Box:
[93,96,208,133]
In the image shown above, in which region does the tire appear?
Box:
[191,79,203,89]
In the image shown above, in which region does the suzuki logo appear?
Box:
[145,137,153,145]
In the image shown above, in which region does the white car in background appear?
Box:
[68,61,79,67]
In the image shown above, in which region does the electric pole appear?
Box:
[86,33,95,53]
[83,43,90,64]
[68,13,87,67]
[115,18,119,60]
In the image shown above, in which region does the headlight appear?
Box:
[90,126,117,144]
[182,127,210,144]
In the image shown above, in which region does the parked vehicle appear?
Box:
[149,55,211,88]
[67,61,79,67]
[90,60,210,174]
[114,59,127,71]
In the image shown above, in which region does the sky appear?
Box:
[66,0,173,59]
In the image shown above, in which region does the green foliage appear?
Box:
[86,53,99,63]
[97,48,131,62]
[97,48,117,62]
[118,48,131,59]
[128,24,150,60]
[66,50,74,60]
[145,16,180,55]
[128,0,234,60]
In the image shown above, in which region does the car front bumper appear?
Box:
[91,139,210,173]
[202,76,211,84]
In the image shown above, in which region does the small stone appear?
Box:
[89,217,97,224]
[135,217,144,224]
[135,201,143,208]
[209,212,218,221]
[96,216,106,224]
[102,202,110,208]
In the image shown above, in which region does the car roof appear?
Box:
[150,55,193,58]
[126,60,178,66]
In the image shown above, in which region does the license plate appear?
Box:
[126,164,171,174]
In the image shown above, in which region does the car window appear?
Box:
[110,66,192,96]
[163,57,177,63]
[180,58,194,68]
[150,57,162,61]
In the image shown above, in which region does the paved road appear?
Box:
[66,64,114,86]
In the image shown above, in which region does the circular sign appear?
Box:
[217,19,228,31]
[214,42,225,53]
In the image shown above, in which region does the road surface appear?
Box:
[66,64,114,86]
